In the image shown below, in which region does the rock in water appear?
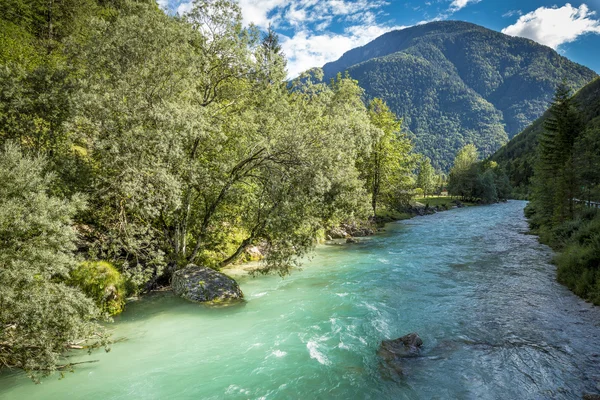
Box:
[378,333,423,375]
[172,264,243,303]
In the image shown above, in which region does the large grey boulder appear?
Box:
[172,264,243,303]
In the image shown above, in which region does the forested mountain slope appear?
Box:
[322,21,597,170]
[491,77,600,193]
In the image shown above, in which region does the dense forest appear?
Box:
[491,77,600,197]
[321,21,597,170]
[519,80,600,304]
[0,0,426,379]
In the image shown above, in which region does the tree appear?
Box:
[258,24,286,84]
[574,126,600,203]
[448,144,478,199]
[416,157,436,197]
[534,83,583,225]
[0,143,107,381]
[360,98,413,216]
[69,2,375,282]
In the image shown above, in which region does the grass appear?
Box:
[375,208,412,221]
[413,195,477,208]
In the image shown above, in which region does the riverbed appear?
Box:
[1,201,600,399]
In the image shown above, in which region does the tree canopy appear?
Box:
[0,0,420,378]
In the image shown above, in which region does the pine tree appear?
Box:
[535,83,583,225]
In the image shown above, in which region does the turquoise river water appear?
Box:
[2,201,600,399]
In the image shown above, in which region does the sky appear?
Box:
[160,0,600,78]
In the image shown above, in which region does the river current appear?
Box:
[2,201,600,399]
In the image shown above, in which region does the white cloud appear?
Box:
[281,24,408,78]
[238,0,291,28]
[502,9,522,18]
[502,3,600,49]
[176,1,193,15]
[449,0,479,12]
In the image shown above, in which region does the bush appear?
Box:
[69,261,126,316]
[550,218,585,249]
[0,143,107,380]
[555,216,600,305]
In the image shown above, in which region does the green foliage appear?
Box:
[322,21,597,170]
[521,80,600,305]
[448,144,479,199]
[527,83,586,228]
[448,145,511,203]
[0,0,423,379]
[359,98,415,216]
[554,214,600,305]
[0,143,108,381]
[68,261,126,316]
[492,77,600,194]
[416,157,436,197]
[0,0,411,287]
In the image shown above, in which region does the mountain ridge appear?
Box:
[321,21,598,170]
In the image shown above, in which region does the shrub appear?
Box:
[555,219,600,305]
[69,261,126,316]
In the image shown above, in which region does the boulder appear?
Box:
[328,222,376,239]
[342,222,376,237]
[328,226,349,239]
[172,264,243,303]
[245,245,263,261]
[346,237,359,244]
[378,333,423,374]
[379,333,423,359]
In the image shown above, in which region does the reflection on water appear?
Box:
[2,201,600,399]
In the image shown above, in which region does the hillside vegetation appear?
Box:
[322,21,597,170]
[491,77,600,196]
[522,80,600,304]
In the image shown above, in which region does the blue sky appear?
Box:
[162,0,600,77]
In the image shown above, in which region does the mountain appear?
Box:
[321,21,597,170]
[491,76,600,194]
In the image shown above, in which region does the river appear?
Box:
[1,201,600,399]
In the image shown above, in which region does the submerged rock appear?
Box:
[172,264,243,303]
[583,394,600,400]
[378,333,423,375]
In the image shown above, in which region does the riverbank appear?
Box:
[340,196,478,239]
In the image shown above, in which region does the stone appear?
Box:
[378,333,423,375]
[346,237,359,243]
[378,332,423,360]
[172,264,243,303]
[245,245,263,261]
[328,226,349,239]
